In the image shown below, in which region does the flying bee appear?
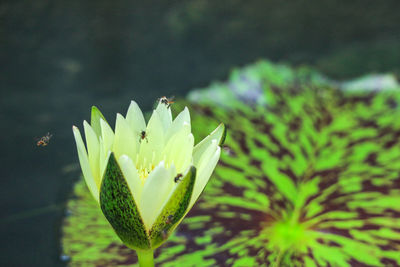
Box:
[36,132,53,147]
[139,130,148,143]
[174,173,183,183]
[159,96,175,108]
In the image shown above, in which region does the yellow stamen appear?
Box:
[136,158,156,182]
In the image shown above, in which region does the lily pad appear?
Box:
[62,60,400,266]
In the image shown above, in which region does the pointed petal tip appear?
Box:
[128,99,142,110]
[91,106,106,120]
[91,106,97,114]
[91,105,104,115]
[91,106,108,137]
[183,107,190,117]
[107,151,116,163]
[72,125,81,135]
[118,154,135,165]
[126,100,147,133]
[116,113,124,120]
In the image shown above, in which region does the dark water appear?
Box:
[1,1,399,266]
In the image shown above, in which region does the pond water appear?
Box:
[1,1,399,266]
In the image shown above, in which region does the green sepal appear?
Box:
[91,106,108,137]
[149,166,197,248]
[99,152,150,250]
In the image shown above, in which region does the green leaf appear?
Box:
[99,152,150,250]
[149,166,196,248]
[91,106,108,137]
[168,81,400,266]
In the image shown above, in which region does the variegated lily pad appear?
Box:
[62,61,400,266]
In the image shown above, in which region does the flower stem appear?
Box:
[137,250,154,267]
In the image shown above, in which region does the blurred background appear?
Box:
[0,0,399,266]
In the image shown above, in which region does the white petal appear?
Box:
[100,118,114,154]
[139,162,175,229]
[155,100,172,133]
[197,139,217,173]
[189,142,221,209]
[72,126,99,202]
[138,111,164,167]
[113,114,138,162]
[178,133,194,173]
[118,155,143,205]
[162,123,194,173]
[193,123,225,166]
[84,121,101,188]
[165,107,190,142]
[98,137,110,182]
[126,100,146,134]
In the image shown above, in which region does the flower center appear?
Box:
[138,166,153,180]
[136,158,155,181]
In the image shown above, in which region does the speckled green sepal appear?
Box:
[91,106,108,137]
[149,166,196,248]
[100,152,150,250]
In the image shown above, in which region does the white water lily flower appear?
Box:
[72,100,225,253]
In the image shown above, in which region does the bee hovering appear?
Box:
[36,132,53,147]
[159,96,175,108]
[139,130,148,143]
[174,173,183,183]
